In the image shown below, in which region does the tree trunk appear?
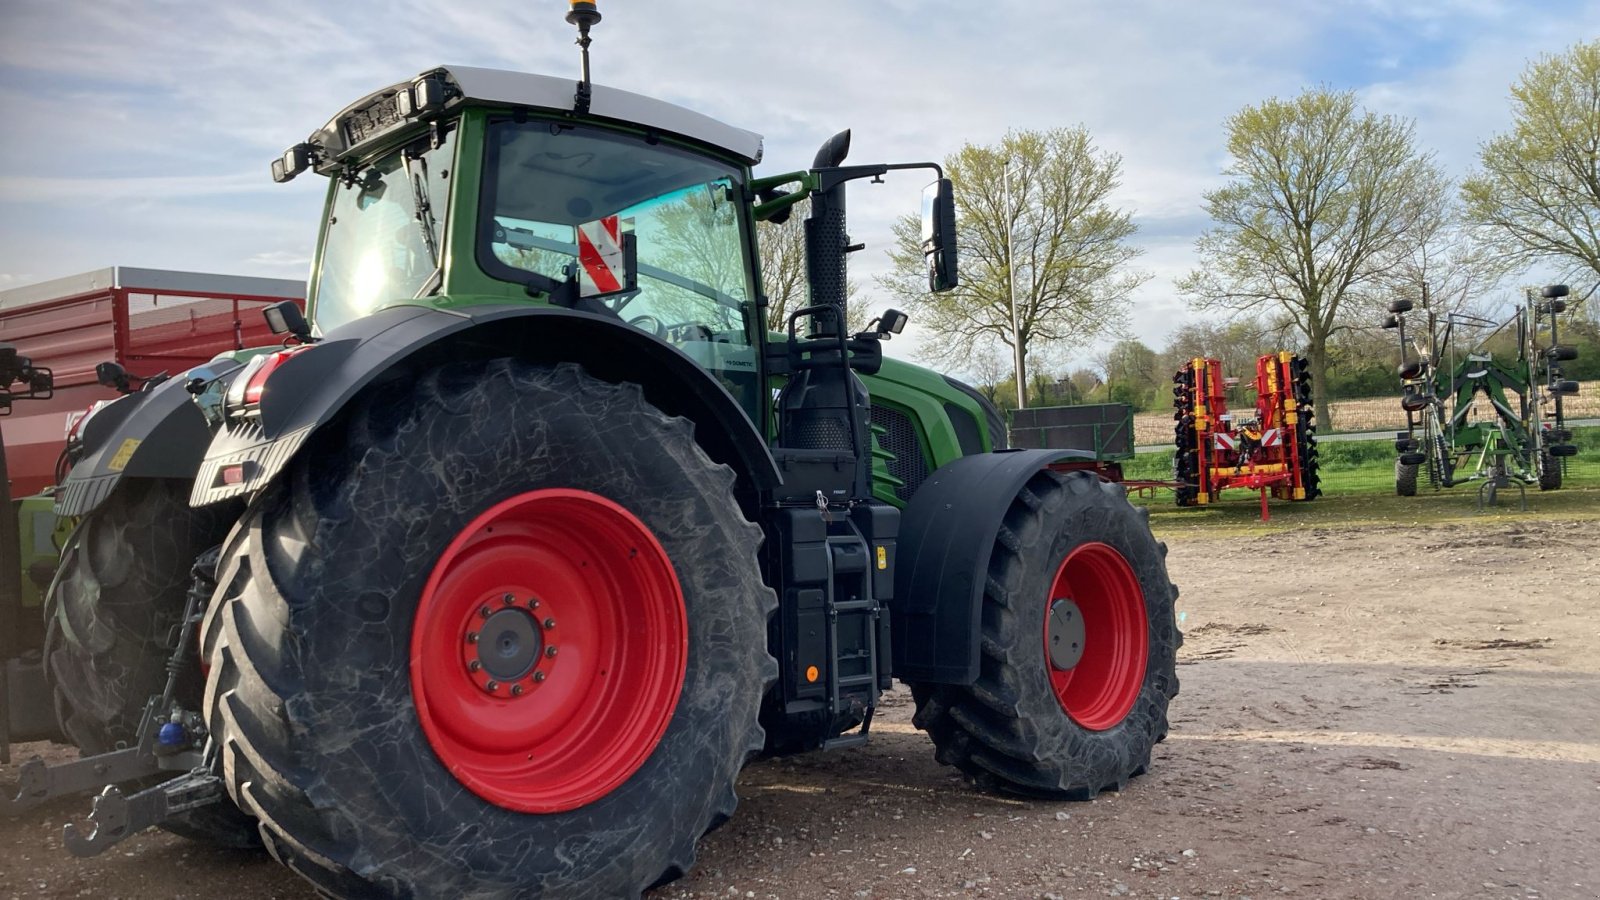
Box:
[1306,337,1332,432]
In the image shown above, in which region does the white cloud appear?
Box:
[0,0,1589,380]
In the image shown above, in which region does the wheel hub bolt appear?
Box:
[533,671,546,683]
[511,684,524,696]
[502,593,515,605]
[468,660,481,672]
[527,598,540,609]
[466,632,478,644]
[486,680,499,692]
[543,618,556,629]
[479,605,492,618]
[545,646,558,658]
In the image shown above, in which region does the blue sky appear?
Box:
[1,0,1595,374]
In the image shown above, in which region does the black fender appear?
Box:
[890,448,1094,684]
[191,303,781,506]
[53,369,231,517]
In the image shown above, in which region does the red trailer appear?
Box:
[0,267,306,497]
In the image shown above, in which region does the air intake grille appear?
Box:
[869,404,929,503]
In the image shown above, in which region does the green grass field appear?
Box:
[1122,427,1600,538]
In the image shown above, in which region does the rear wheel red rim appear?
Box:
[410,489,686,813]
[1043,542,1148,730]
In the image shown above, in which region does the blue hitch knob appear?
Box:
[157,721,188,749]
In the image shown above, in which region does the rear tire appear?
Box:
[910,471,1179,799]
[202,360,775,899]
[42,480,258,847]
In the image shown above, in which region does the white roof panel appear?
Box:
[442,66,763,164]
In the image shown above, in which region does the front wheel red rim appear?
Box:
[409,489,687,813]
[1042,542,1148,730]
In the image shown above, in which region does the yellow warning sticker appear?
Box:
[107,438,142,472]
[876,545,887,570]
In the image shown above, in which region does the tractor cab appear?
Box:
[271,60,955,435]
[275,65,771,415]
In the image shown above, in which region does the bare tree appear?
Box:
[880,128,1148,397]
[1382,182,1514,359]
[1179,88,1444,429]
[756,213,865,333]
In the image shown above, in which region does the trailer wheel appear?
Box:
[1395,459,1419,496]
[202,360,774,900]
[910,471,1179,799]
[42,480,258,847]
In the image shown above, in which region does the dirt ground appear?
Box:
[4,518,1597,900]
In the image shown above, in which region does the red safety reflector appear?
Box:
[576,215,624,297]
[221,464,247,486]
[243,346,312,406]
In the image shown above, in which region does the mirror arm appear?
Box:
[754,190,810,222]
[749,171,813,193]
[812,161,941,193]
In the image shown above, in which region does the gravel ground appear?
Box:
[4,518,1596,899]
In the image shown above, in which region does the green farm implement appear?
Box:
[1384,284,1580,506]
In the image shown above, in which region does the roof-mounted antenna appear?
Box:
[567,0,602,114]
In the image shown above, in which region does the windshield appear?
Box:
[313,128,455,332]
[480,119,761,411]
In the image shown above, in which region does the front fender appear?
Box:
[54,374,221,517]
[889,448,1093,684]
[191,304,780,506]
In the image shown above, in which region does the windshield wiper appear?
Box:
[403,151,441,271]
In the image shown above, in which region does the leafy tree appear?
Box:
[880,128,1148,403]
[1096,338,1161,410]
[1159,318,1288,390]
[1462,40,1600,289]
[1179,88,1444,429]
[1068,367,1104,401]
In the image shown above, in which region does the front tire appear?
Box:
[202,360,775,899]
[910,471,1180,798]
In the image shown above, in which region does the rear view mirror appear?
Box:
[95,361,133,394]
[263,301,313,341]
[921,179,959,293]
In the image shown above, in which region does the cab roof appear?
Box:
[309,65,763,169]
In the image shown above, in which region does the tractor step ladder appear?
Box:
[821,534,880,751]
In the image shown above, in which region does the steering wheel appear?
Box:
[627,314,665,337]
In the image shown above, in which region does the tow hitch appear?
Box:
[2,550,233,855]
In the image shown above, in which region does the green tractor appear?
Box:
[5,6,1179,897]
[1385,284,1580,503]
